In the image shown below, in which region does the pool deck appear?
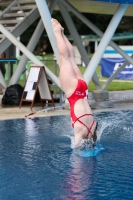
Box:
[0,90,133,120]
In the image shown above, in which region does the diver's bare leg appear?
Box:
[51,18,78,97]
[62,34,83,80]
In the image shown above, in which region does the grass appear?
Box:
[16,54,133,92]
[89,80,133,92]
[79,65,133,92]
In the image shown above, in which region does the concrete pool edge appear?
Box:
[0,104,69,121]
[0,101,133,121]
[0,90,133,120]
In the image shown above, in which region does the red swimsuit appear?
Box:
[67,79,95,137]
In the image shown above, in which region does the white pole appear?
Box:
[9,0,59,86]
[58,1,101,89]
[61,0,133,66]
[0,23,61,88]
[94,40,98,52]
[84,4,128,84]
[9,19,44,86]
[16,37,20,58]
[35,0,60,65]
[0,71,6,89]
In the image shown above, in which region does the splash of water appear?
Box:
[68,121,111,157]
[97,121,111,142]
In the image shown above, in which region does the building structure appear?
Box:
[0,0,133,100]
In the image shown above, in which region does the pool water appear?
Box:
[0,110,133,199]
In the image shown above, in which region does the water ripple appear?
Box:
[0,112,133,199]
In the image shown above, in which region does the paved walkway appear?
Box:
[0,90,133,120]
[89,90,133,111]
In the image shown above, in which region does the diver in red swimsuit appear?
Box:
[51,18,98,147]
[67,79,95,136]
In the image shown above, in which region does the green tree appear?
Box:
[20,11,133,54]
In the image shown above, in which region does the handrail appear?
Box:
[15,0,27,19]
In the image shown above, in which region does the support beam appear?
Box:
[9,0,58,86]
[95,40,98,52]
[0,24,61,88]
[0,71,6,89]
[61,0,133,67]
[83,4,128,83]
[35,0,60,65]
[9,19,44,86]
[58,1,101,89]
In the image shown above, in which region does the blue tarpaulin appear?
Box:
[101,58,133,79]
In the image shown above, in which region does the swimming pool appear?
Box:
[0,110,133,199]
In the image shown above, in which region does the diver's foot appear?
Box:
[51,18,64,32]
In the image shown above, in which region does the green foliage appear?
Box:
[18,60,133,92]
[88,79,133,92]
[19,11,133,92]
[20,11,133,54]
[101,81,133,91]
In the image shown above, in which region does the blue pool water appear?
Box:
[0,110,133,199]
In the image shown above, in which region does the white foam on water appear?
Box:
[97,121,111,142]
[64,110,133,156]
[67,126,106,157]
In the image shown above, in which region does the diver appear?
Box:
[51,18,98,148]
